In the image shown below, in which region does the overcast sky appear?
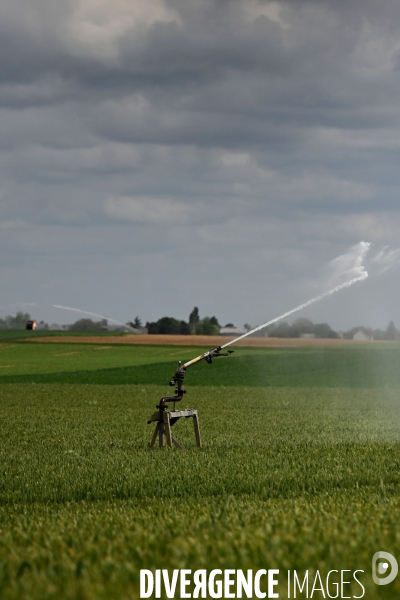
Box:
[1,0,400,330]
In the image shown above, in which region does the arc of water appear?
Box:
[52,304,137,332]
[221,272,368,349]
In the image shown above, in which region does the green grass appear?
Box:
[0,330,127,341]
[0,341,400,598]
[0,341,399,388]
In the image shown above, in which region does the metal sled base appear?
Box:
[148,409,201,450]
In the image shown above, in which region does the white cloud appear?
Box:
[64,0,182,63]
[243,0,289,29]
[218,151,252,167]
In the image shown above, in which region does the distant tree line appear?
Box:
[146,307,221,336]
[57,316,400,339]
[343,321,399,341]
[0,311,31,329]
[0,312,109,332]
[1,311,399,341]
[126,317,143,330]
[68,318,107,331]
[266,319,399,340]
[266,318,339,339]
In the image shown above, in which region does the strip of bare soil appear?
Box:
[29,334,370,347]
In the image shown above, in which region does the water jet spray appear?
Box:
[148,244,371,449]
[221,272,368,349]
[52,304,137,332]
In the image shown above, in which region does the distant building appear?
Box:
[25,320,37,330]
[220,327,248,336]
[353,329,371,341]
[49,323,66,331]
[102,324,139,333]
[300,333,315,339]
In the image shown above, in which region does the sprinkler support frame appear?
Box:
[147,345,233,449]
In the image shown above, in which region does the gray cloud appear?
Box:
[1,0,400,329]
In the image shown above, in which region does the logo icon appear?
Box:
[372,551,398,585]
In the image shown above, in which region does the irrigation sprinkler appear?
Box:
[147,267,370,449]
[147,346,233,449]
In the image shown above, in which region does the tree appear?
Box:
[127,317,143,330]
[146,317,190,335]
[244,323,252,332]
[291,317,314,337]
[179,321,191,335]
[385,321,397,341]
[133,316,142,328]
[146,321,159,334]
[2,311,31,329]
[189,307,200,333]
[224,323,235,328]
[314,323,332,339]
[372,328,385,341]
[196,317,220,336]
[270,322,291,338]
[155,317,180,335]
[68,318,104,331]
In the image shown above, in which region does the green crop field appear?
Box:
[0,338,400,599]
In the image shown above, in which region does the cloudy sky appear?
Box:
[1,0,400,330]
